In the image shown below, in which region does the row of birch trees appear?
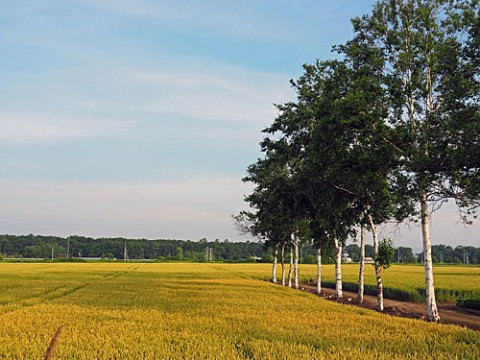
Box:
[237,0,479,322]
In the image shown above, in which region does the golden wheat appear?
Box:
[0,263,477,359]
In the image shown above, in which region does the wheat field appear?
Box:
[0,262,478,359]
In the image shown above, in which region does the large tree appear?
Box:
[237,155,296,281]
[340,0,480,321]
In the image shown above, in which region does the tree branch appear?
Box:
[331,182,356,195]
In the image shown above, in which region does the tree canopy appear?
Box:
[240,0,480,322]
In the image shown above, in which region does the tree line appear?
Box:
[348,243,480,264]
[0,234,264,262]
[2,234,478,265]
[237,0,479,322]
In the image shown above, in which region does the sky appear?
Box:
[0,0,478,250]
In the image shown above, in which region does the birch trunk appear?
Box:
[356,225,366,304]
[287,246,293,288]
[376,267,384,311]
[401,18,440,322]
[271,244,278,283]
[369,215,383,311]
[316,247,322,294]
[281,243,286,286]
[334,238,342,299]
[294,233,299,289]
[421,191,440,322]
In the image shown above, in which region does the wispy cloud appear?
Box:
[81,0,178,19]
[122,65,292,124]
[81,0,306,42]
[79,0,373,50]
[0,113,129,145]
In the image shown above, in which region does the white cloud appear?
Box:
[81,0,176,18]
[0,113,129,145]
[0,176,254,240]
[81,0,302,42]
[38,62,294,144]
[116,64,293,125]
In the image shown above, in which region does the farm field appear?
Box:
[298,263,480,302]
[0,263,479,359]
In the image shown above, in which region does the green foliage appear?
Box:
[0,234,266,263]
[376,238,395,270]
[395,247,417,263]
[321,281,425,303]
[457,294,480,310]
[430,245,480,264]
[345,244,375,262]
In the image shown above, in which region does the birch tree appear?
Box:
[310,220,330,295]
[236,155,296,285]
[288,246,293,288]
[293,232,300,289]
[341,0,480,321]
[301,57,400,304]
[271,243,279,283]
[241,101,309,287]
[316,246,322,294]
[356,226,366,304]
[280,241,287,286]
[373,238,395,310]
[368,215,384,311]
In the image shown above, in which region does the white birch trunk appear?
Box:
[316,247,322,294]
[294,233,299,289]
[421,191,440,322]
[334,238,342,299]
[271,244,278,283]
[356,225,366,304]
[281,243,286,286]
[287,246,293,288]
[369,214,384,312]
[376,267,384,311]
[400,8,440,322]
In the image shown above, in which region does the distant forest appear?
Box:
[0,235,264,262]
[0,234,478,264]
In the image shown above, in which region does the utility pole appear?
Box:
[51,244,54,261]
[124,241,128,262]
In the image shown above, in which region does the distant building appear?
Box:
[342,253,352,263]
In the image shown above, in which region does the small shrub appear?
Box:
[457,295,480,310]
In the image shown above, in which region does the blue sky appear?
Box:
[1,0,478,248]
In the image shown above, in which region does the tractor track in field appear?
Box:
[295,282,480,331]
[0,264,140,316]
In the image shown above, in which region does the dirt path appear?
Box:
[297,283,480,331]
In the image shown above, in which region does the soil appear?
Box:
[297,282,480,331]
